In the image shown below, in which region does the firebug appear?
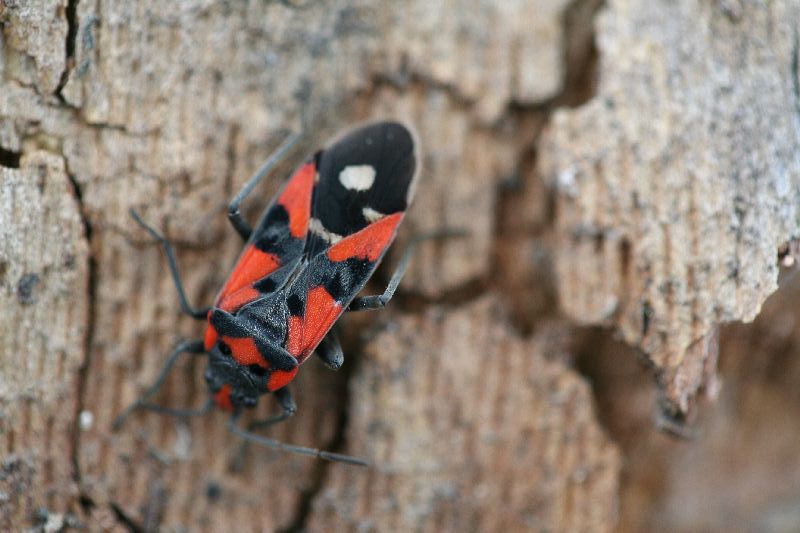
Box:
[115,122,451,466]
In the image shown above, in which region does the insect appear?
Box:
[114,122,438,466]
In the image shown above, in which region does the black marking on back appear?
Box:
[224,123,414,352]
[252,205,304,260]
[253,204,289,247]
[286,293,304,315]
[310,121,415,245]
[286,255,375,317]
[253,277,277,294]
[304,232,330,258]
[321,257,372,302]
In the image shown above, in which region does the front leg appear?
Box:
[229,387,297,471]
[227,405,368,466]
[113,339,207,429]
[252,386,297,429]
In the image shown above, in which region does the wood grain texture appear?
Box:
[306,297,620,532]
[0,152,88,530]
[540,0,800,416]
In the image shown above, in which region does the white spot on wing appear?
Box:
[339,165,376,191]
[310,218,343,243]
[362,207,386,223]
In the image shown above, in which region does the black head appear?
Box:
[204,343,265,411]
[204,307,293,410]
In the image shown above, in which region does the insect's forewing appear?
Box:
[284,121,417,363]
[214,162,315,313]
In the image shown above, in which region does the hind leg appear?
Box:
[348,228,467,312]
[227,132,303,240]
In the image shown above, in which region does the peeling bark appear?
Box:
[541,0,800,416]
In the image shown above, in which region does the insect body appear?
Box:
[116,122,420,465]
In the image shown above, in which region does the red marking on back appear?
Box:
[222,335,267,367]
[203,323,218,352]
[214,384,234,411]
[217,245,280,306]
[286,315,304,357]
[267,367,298,392]
[287,286,342,363]
[218,285,260,313]
[327,212,403,263]
[279,162,315,238]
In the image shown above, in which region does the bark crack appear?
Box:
[0,145,21,168]
[110,502,145,533]
[55,0,79,101]
[63,169,100,529]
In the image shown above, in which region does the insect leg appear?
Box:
[252,387,298,430]
[347,228,468,312]
[229,387,297,471]
[314,326,344,370]
[130,209,210,319]
[228,132,303,241]
[113,339,206,430]
[227,411,369,467]
[130,396,214,420]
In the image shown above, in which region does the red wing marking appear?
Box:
[279,162,315,238]
[214,384,234,411]
[287,286,342,363]
[213,163,314,312]
[327,212,403,263]
[267,367,299,392]
[216,245,280,306]
[217,285,261,313]
[286,315,304,357]
[222,335,267,368]
[203,322,218,351]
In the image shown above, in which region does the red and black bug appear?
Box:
[115,122,434,466]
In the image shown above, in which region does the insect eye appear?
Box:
[248,364,267,377]
[218,341,231,356]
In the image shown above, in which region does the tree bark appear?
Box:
[1,0,798,531]
[540,0,800,420]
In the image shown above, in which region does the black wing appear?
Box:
[284,121,418,362]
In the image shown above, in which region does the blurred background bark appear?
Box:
[1,0,798,531]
